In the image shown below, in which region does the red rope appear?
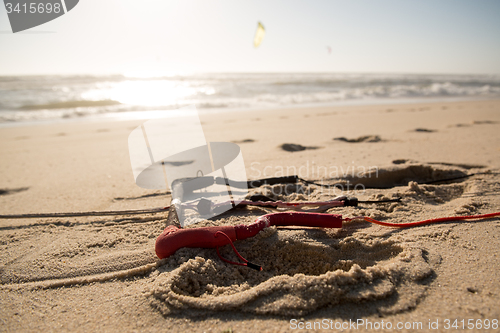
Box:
[356,212,500,228]
[214,231,262,271]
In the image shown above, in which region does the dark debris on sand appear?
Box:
[280,143,320,152]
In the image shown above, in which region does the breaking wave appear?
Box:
[1,73,499,122]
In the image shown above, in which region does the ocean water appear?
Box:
[1,73,499,123]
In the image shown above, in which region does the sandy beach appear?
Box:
[1,99,499,332]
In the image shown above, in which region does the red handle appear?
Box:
[155,212,343,259]
[155,225,237,259]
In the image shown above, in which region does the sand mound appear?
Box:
[149,230,433,316]
[341,163,470,188]
[148,169,496,316]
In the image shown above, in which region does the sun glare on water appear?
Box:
[110,80,196,106]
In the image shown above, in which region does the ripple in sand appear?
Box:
[0,220,161,285]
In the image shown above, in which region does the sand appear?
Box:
[1,99,499,332]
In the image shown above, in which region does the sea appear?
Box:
[1,72,499,124]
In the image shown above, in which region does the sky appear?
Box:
[0,0,500,76]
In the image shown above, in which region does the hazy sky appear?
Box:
[1,0,500,75]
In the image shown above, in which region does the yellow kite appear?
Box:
[253,22,265,48]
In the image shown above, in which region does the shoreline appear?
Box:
[1,95,499,129]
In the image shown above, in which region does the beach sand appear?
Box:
[1,99,499,332]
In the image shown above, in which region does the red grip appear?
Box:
[266,212,343,228]
[155,225,237,259]
[155,213,343,259]
[235,218,268,240]
[235,212,343,240]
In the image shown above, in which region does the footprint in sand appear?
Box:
[413,128,436,133]
[231,139,255,144]
[333,135,382,143]
[451,120,498,128]
[316,112,336,116]
[280,143,320,152]
[0,187,29,196]
[473,120,498,125]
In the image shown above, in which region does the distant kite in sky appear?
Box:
[254,22,265,48]
[327,46,332,55]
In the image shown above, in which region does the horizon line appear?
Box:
[1,70,499,77]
